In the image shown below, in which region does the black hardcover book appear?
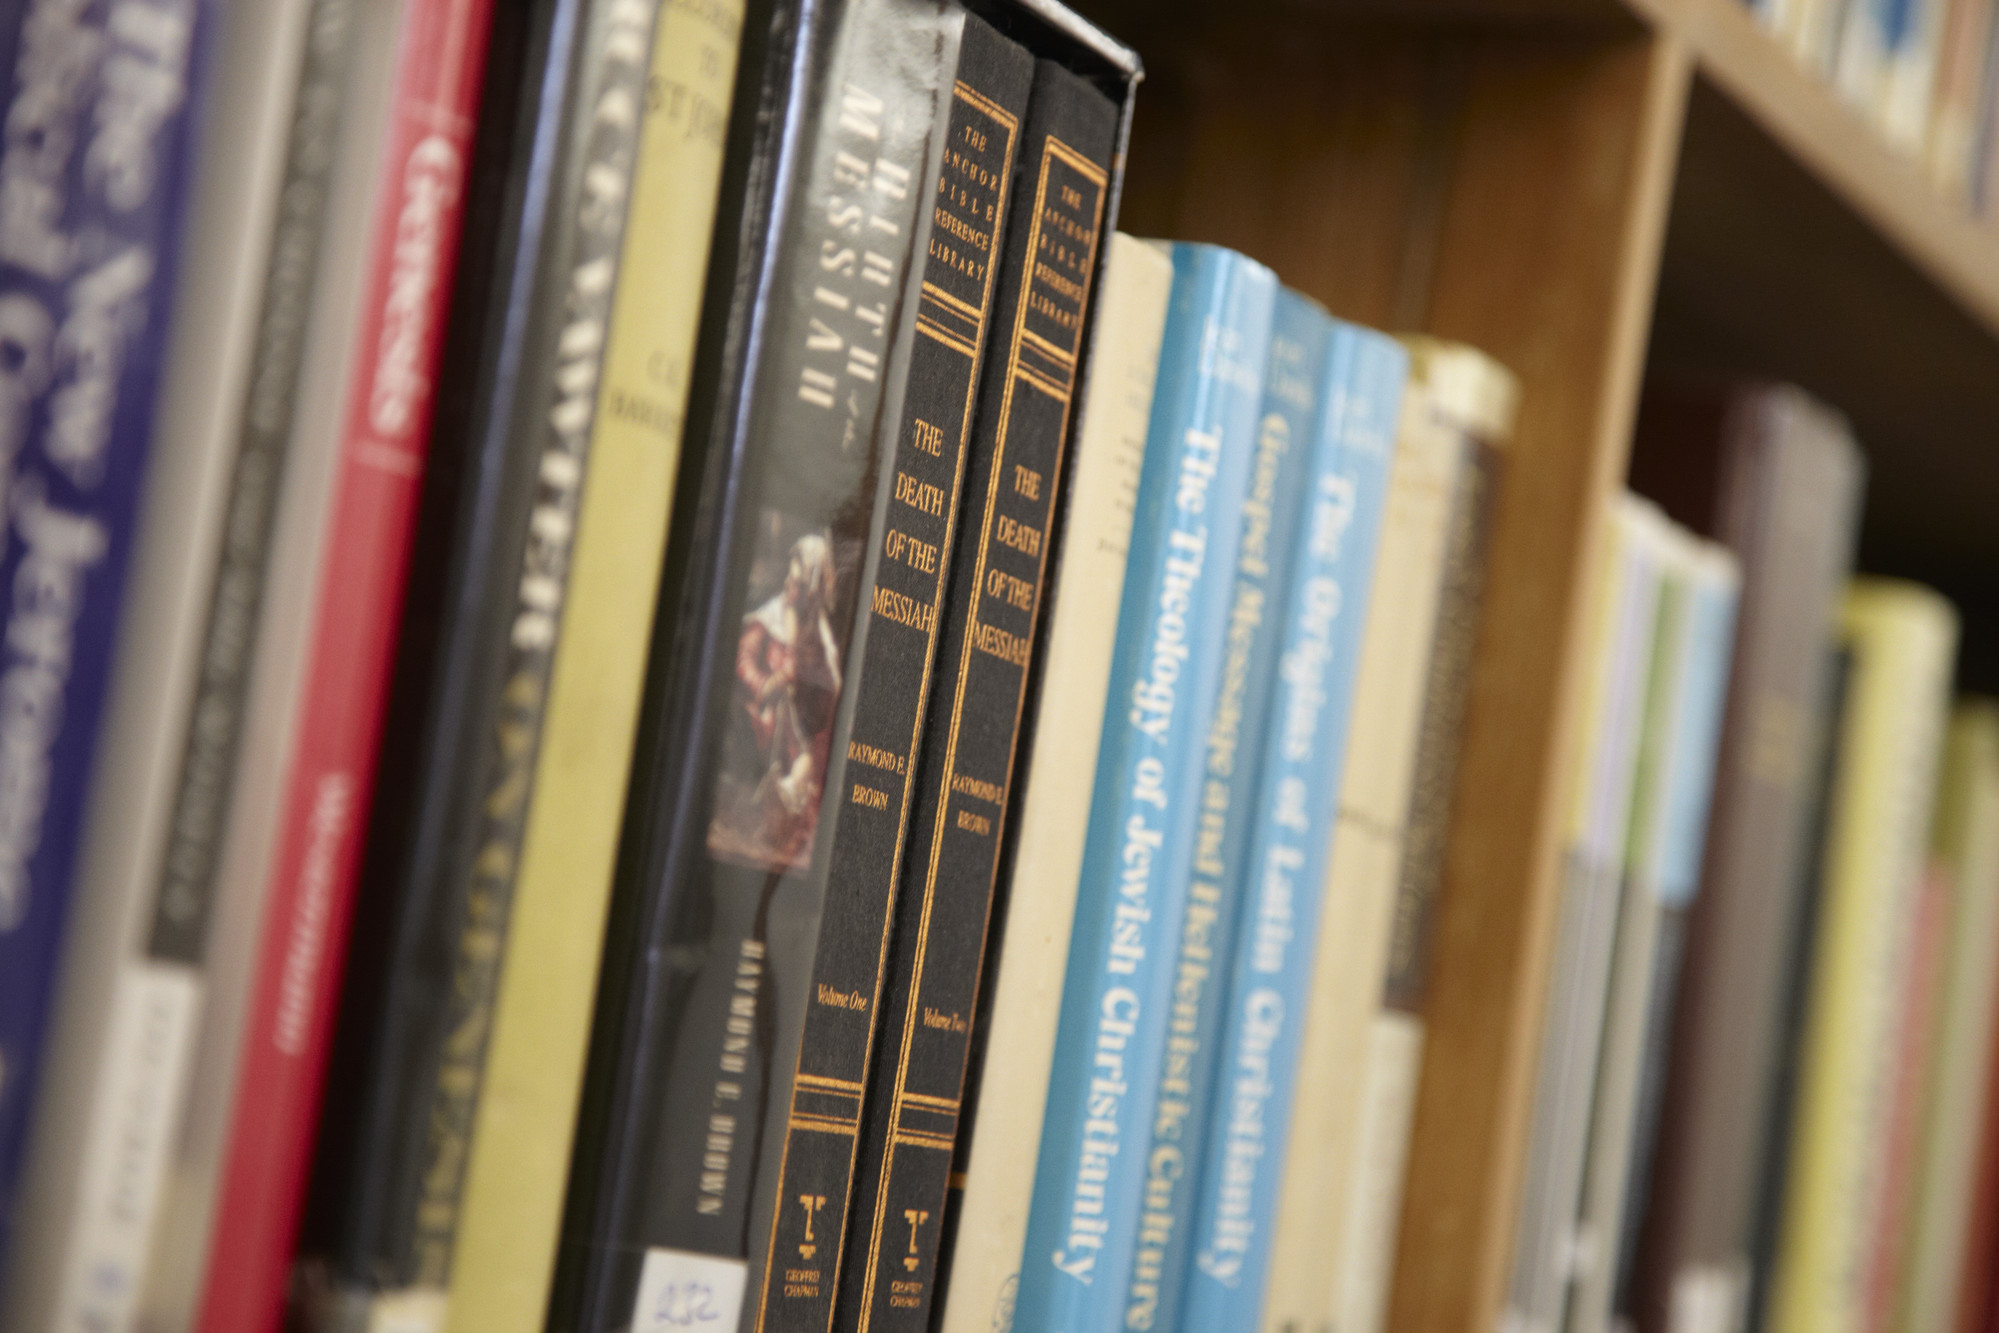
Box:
[302,0,665,1312]
[548,1,977,1328]
[750,17,1035,1333]
[833,59,1115,1333]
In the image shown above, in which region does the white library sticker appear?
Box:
[632,1248,750,1331]
[365,1289,446,1333]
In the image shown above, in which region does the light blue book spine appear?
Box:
[1176,326,1409,1332]
[1119,291,1337,1333]
[1656,564,1740,913]
[1011,243,1277,1333]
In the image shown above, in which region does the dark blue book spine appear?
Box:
[0,0,218,1261]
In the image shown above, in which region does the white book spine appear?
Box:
[1503,500,1671,1333]
[934,233,1173,1333]
[53,964,205,1330]
[1881,0,1945,150]
[1336,1011,1428,1333]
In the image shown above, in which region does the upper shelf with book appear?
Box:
[1075,0,1999,675]
[1646,0,1999,330]
[1639,0,1999,614]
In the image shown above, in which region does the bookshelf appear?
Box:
[1065,0,1999,1330]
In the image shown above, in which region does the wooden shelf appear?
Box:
[1657,0,1999,332]
[1636,0,1999,686]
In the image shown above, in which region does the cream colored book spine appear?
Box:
[1258,347,1461,1333]
[1295,341,1516,1333]
[1766,579,1958,1333]
[934,233,1173,1333]
[440,2,744,1329]
[1897,702,1999,1333]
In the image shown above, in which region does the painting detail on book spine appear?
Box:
[752,29,1032,1327]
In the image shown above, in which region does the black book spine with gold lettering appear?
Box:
[833,58,1116,1333]
[548,4,1026,1331]
[749,15,1032,1332]
[304,0,669,1316]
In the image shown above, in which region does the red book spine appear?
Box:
[195,1,496,1327]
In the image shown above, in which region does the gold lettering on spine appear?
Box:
[858,129,1111,1325]
[411,0,657,1277]
[754,70,1024,1333]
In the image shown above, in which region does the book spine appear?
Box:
[1787,0,1846,72]
[1119,293,1338,1333]
[439,2,745,1330]
[749,18,1031,1332]
[1949,710,1999,1333]
[1627,390,1864,1333]
[1178,328,1405,1333]
[832,62,1116,1333]
[1906,707,1999,1333]
[194,0,499,1324]
[1569,544,1740,1333]
[931,234,1174,1333]
[1740,643,1852,1333]
[0,0,217,1270]
[1504,501,1668,1333]
[1767,583,1957,1333]
[1971,0,1999,210]
[1881,0,1944,150]
[1322,406,1503,1333]
[1562,537,1697,1333]
[1924,0,1992,194]
[1861,860,1951,1332]
[36,3,357,1324]
[1254,347,1461,1333]
[368,0,664,1312]
[827,62,1119,1333]
[1377,432,1504,1025]
[1833,0,1891,109]
[545,6,962,1329]
[1603,555,1739,1329]
[1009,243,1276,1333]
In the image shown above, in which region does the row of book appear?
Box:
[1742,0,1999,209]
[0,0,1529,1329]
[1473,375,1999,1333]
[0,0,1141,1328]
[8,5,1999,1333]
